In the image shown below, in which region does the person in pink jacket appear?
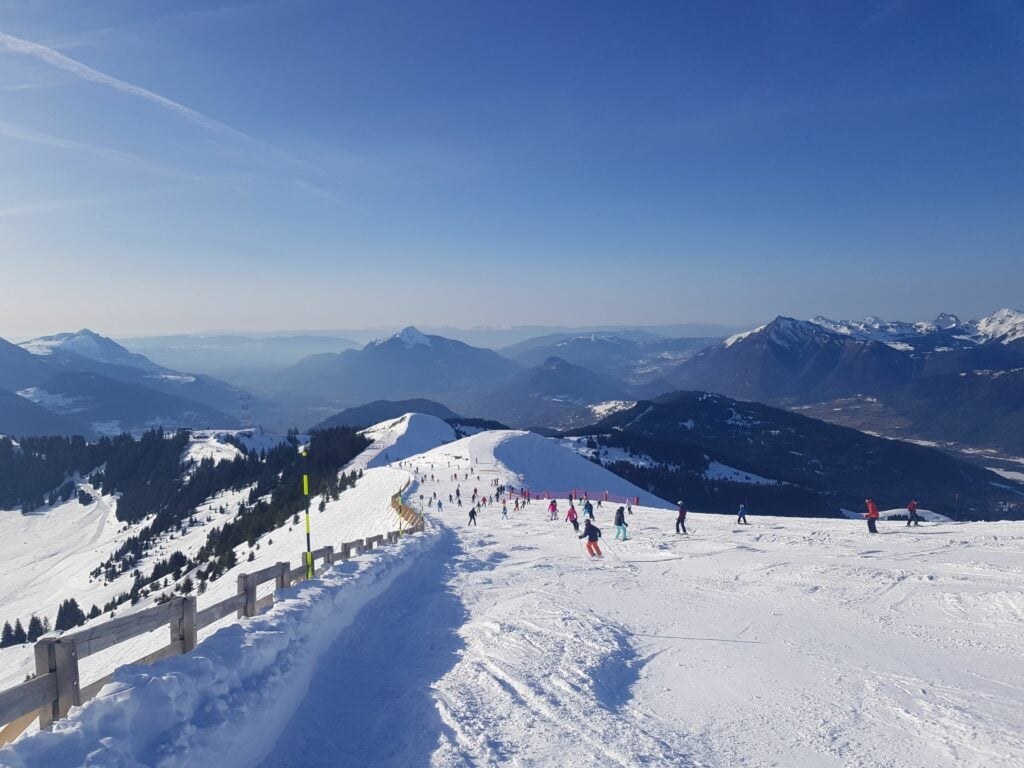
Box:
[566,504,579,533]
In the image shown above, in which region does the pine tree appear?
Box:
[55,599,86,631]
[27,615,44,642]
[13,620,27,644]
[0,621,13,648]
[88,605,101,620]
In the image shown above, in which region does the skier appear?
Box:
[864,498,879,534]
[906,499,921,527]
[676,501,688,535]
[548,499,558,521]
[501,502,508,519]
[437,499,443,512]
[613,506,629,540]
[626,500,633,515]
[468,506,478,526]
[583,499,595,520]
[579,518,603,557]
[737,503,749,525]
[565,504,580,533]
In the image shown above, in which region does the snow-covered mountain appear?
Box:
[0,330,249,436]
[20,329,163,372]
[810,308,1024,350]
[571,390,1022,519]
[664,311,1024,453]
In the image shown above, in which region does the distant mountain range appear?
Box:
[0,329,241,438]
[501,333,718,386]
[7,311,1022,458]
[662,310,1024,454]
[565,390,1023,520]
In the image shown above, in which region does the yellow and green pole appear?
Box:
[302,448,313,579]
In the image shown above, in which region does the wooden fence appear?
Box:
[0,498,425,746]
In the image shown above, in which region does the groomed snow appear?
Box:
[3,419,1023,767]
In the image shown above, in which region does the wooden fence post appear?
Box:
[276,561,291,589]
[52,639,80,722]
[34,639,57,730]
[177,596,198,653]
[237,573,256,618]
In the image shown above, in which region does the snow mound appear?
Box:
[349,413,456,472]
[410,430,671,508]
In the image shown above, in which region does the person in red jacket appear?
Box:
[864,498,879,533]
[906,499,921,527]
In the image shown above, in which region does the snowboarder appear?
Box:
[676,501,688,535]
[737,504,749,525]
[906,499,921,527]
[548,499,558,521]
[565,504,580,533]
[614,506,629,540]
[579,519,603,557]
[468,506,478,526]
[864,498,879,534]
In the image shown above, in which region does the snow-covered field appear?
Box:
[3,418,1024,767]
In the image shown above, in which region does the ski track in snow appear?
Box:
[255,431,1024,768]
[4,423,1024,767]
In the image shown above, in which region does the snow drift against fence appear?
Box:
[0,529,439,768]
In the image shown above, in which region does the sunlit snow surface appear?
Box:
[3,418,1024,767]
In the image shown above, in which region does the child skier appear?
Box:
[566,504,579,533]
[548,499,558,521]
[614,506,629,540]
[579,519,603,557]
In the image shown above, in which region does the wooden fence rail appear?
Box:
[0,497,426,745]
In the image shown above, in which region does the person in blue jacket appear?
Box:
[737,503,749,525]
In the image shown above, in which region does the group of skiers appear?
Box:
[863,498,921,533]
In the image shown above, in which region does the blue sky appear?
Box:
[0,0,1021,338]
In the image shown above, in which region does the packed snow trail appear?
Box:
[252,430,1024,767]
[258,528,470,767]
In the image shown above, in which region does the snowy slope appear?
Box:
[345,412,456,472]
[0,463,405,695]
[3,421,1024,767]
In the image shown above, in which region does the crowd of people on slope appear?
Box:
[403,462,929,556]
